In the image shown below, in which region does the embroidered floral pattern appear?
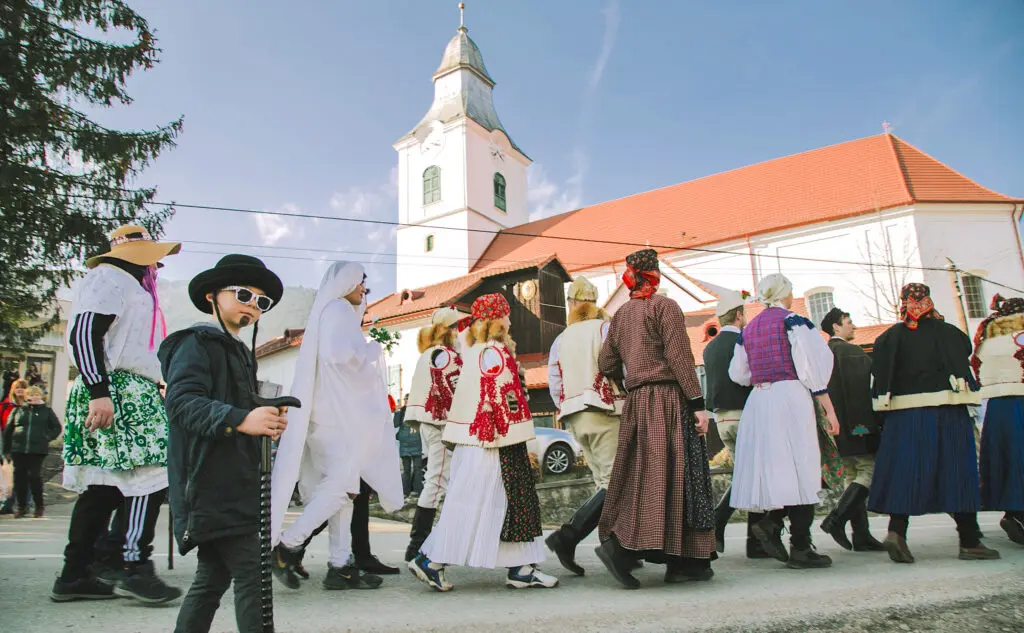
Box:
[63,371,168,471]
[498,443,543,542]
[470,346,531,443]
[425,352,461,421]
[593,371,615,406]
[814,398,845,489]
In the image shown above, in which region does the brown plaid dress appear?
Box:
[597,294,716,559]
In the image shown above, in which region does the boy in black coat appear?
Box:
[159,255,286,633]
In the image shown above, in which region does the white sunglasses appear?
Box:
[224,286,274,312]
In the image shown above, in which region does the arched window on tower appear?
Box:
[423,166,441,205]
[493,173,506,212]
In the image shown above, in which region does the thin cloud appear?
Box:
[253,203,299,245]
[528,0,619,220]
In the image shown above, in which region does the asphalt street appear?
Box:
[1,505,1021,632]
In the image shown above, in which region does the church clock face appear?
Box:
[420,121,445,159]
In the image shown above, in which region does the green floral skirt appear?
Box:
[815,398,845,490]
[63,371,168,471]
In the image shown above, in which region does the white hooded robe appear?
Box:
[270,262,403,553]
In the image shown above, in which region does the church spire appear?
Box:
[459,2,465,29]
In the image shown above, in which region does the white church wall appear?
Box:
[913,203,1023,334]
[396,212,471,291]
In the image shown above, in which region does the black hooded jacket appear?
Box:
[158,323,260,554]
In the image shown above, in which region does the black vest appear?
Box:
[702,329,752,411]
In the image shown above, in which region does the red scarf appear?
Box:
[623,265,661,299]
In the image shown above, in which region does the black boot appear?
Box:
[545,489,605,576]
[820,483,869,551]
[713,486,734,554]
[745,512,772,559]
[595,535,640,590]
[850,499,885,552]
[751,513,789,563]
[404,506,437,562]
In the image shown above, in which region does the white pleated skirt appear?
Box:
[729,380,822,511]
[422,445,545,569]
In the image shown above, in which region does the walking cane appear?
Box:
[252,394,302,633]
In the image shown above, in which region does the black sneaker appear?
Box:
[786,546,833,569]
[89,560,125,585]
[51,575,118,602]
[354,554,399,575]
[1000,516,1024,546]
[272,543,303,589]
[322,564,383,590]
[115,561,183,604]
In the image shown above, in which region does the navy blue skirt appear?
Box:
[980,396,1024,511]
[868,405,980,515]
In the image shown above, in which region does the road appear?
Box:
[1,504,1022,633]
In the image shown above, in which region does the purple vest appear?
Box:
[740,307,799,384]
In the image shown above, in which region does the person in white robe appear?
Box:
[269,262,402,590]
[728,273,840,569]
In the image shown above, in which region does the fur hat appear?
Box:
[431,307,462,328]
[567,276,598,302]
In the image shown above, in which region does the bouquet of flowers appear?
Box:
[368,320,402,354]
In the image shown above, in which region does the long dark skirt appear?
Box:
[868,405,980,515]
[598,383,716,559]
[980,396,1024,512]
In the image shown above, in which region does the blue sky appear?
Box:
[91,0,1024,293]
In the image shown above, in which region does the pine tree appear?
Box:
[0,0,183,350]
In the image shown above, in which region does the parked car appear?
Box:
[527,427,584,476]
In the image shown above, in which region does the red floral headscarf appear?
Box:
[623,248,661,299]
[899,283,943,330]
[457,293,511,332]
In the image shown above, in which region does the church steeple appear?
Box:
[392,4,530,292]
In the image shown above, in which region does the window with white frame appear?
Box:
[806,289,835,328]
[962,274,986,319]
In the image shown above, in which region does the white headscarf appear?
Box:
[758,273,793,308]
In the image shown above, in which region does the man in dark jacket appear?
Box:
[159,255,285,633]
[3,386,62,517]
[702,290,772,558]
[395,395,423,498]
[818,307,884,552]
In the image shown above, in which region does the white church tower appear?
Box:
[393,5,531,291]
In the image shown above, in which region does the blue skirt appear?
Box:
[868,405,980,515]
[980,396,1024,511]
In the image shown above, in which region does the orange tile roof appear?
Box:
[473,134,1016,273]
[362,254,561,327]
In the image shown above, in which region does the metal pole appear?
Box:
[945,258,969,333]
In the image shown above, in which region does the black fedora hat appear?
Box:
[188,254,284,314]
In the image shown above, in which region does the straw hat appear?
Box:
[85,225,181,269]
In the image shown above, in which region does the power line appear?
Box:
[72,193,967,273]
[66,194,1024,293]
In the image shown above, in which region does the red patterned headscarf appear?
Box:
[971,294,1024,378]
[623,249,661,299]
[457,293,511,332]
[899,283,942,330]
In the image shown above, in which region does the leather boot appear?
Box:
[713,486,734,554]
[404,506,437,562]
[850,499,884,552]
[595,535,640,590]
[745,512,772,559]
[820,483,868,551]
[545,489,605,576]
